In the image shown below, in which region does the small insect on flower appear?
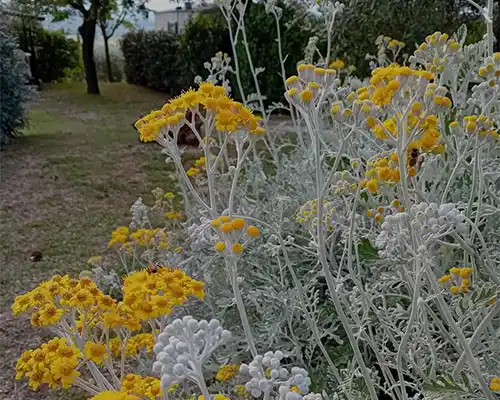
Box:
[146,261,163,274]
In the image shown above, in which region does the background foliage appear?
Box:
[331,0,484,75]
[11,21,80,83]
[0,25,30,149]
[234,0,323,105]
[181,11,232,86]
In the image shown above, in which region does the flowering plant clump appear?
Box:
[12,0,500,399]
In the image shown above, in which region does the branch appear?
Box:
[108,9,127,38]
[70,1,88,16]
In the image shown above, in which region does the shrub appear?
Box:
[121,30,184,94]
[14,26,81,83]
[181,10,232,85]
[34,29,80,83]
[0,26,30,149]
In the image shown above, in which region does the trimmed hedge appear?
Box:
[121,30,184,94]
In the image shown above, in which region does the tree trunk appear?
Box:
[79,19,100,95]
[102,30,114,83]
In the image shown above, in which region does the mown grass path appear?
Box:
[0,83,178,399]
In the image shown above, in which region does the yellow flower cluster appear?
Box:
[12,275,115,327]
[135,82,264,142]
[108,226,130,247]
[216,364,240,381]
[438,267,472,294]
[355,66,434,107]
[186,156,207,177]
[234,385,251,399]
[361,153,401,193]
[110,333,156,357]
[285,64,338,104]
[121,374,165,399]
[102,302,142,331]
[164,210,183,220]
[417,32,462,73]
[491,377,500,391]
[372,111,439,144]
[16,337,82,390]
[108,227,169,250]
[478,52,500,87]
[121,267,204,321]
[211,216,260,255]
[296,199,336,231]
[450,115,499,142]
[367,202,405,223]
[90,391,140,400]
[387,39,405,49]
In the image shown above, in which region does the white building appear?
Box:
[151,1,217,34]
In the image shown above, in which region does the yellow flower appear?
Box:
[187,167,201,177]
[329,59,345,69]
[232,243,243,254]
[51,358,80,388]
[490,377,500,391]
[215,242,226,252]
[220,223,234,233]
[37,304,63,326]
[84,342,108,365]
[216,364,240,381]
[232,218,246,230]
[285,75,299,85]
[300,90,313,102]
[438,275,451,284]
[366,179,378,193]
[69,289,94,308]
[247,225,260,237]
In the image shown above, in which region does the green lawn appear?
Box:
[0,83,184,399]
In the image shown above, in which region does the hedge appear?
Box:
[121,30,184,94]
[0,26,30,149]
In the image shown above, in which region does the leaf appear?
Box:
[358,239,379,261]
[423,375,469,394]
[455,24,468,45]
[255,67,266,75]
[122,20,135,30]
[50,9,70,22]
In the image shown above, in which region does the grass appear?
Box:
[0,82,192,399]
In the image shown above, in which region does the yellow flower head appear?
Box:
[216,364,240,381]
[84,342,108,365]
[329,59,345,69]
